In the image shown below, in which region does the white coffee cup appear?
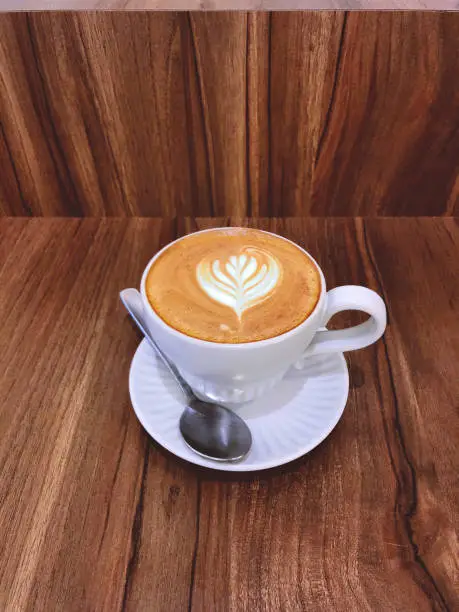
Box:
[140,228,386,404]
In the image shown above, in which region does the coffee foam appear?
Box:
[145,228,321,343]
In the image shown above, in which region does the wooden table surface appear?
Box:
[0,217,457,611]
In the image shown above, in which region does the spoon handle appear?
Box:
[120,289,195,402]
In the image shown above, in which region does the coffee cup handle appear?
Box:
[302,286,387,358]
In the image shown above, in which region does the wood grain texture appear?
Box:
[0,218,457,610]
[2,12,459,217]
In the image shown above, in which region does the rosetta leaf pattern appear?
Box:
[196,248,280,319]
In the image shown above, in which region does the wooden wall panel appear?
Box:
[269,12,344,215]
[1,11,459,217]
[313,12,459,216]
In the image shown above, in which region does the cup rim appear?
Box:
[140,227,326,349]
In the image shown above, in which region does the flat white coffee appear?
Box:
[145,228,321,343]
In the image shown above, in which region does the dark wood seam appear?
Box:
[98,415,130,556]
[267,12,273,217]
[25,15,82,216]
[0,120,33,215]
[245,15,251,217]
[315,12,348,166]
[187,481,201,612]
[187,13,215,217]
[121,442,150,611]
[180,15,201,217]
[76,18,130,215]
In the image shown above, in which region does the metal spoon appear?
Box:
[120,289,252,462]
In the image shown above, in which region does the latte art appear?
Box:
[196,248,281,319]
[145,228,321,343]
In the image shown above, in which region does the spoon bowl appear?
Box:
[180,398,252,462]
[120,289,252,462]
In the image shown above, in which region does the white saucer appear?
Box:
[129,339,349,472]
